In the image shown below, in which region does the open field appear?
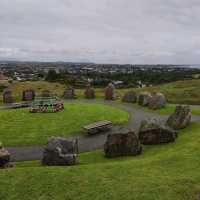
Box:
[0,79,200,105]
[0,102,129,146]
[0,122,199,200]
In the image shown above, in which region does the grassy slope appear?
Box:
[0,79,200,105]
[0,102,128,146]
[133,79,200,105]
[0,81,66,103]
[0,122,199,200]
[134,104,200,116]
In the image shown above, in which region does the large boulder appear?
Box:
[138,92,151,106]
[3,90,13,104]
[139,118,177,145]
[84,83,95,99]
[42,137,78,166]
[105,83,115,100]
[104,131,142,158]
[22,89,35,101]
[148,92,166,110]
[122,91,137,103]
[166,105,191,130]
[0,143,10,168]
[63,87,76,99]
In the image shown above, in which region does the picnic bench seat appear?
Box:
[83,120,113,135]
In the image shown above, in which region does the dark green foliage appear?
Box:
[0,84,7,92]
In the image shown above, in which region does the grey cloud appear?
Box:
[0,0,200,64]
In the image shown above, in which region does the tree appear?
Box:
[46,70,58,82]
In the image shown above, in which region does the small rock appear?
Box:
[84,83,95,99]
[0,143,10,168]
[122,91,137,103]
[166,105,192,130]
[138,92,151,106]
[139,118,177,145]
[22,89,35,101]
[104,131,142,158]
[42,137,78,166]
[105,83,115,100]
[3,90,13,104]
[148,92,166,110]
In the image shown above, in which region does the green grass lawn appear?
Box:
[0,122,200,200]
[0,102,129,146]
[137,104,200,116]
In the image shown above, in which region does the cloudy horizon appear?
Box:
[1,0,200,64]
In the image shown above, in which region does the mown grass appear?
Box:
[136,104,200,116]
[0,122,200,200]
[0,102,129,146]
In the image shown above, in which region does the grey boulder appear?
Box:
[139,118,177,145]
[148,93,166,110]
[138,92,151,106]
[0,144,10,168]
[166,105,191,130]
[104,131,142,158]
[42,137,78,166]
[122,91,137,103]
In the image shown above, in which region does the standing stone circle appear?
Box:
[84,83,95,99]
[22,89,35,101]
[122,91,137,103]
[0,143,10,168]
[105,83,115,100]
[42,137,78,166]
[166,105,191,130]
[3,90,13,104]
[148,92,166,110]
[138,92,151,106]
[63,87,76,99]
[104,131,142,158]
[139,118,177,145]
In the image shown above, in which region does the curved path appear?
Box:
[7,99,200,162]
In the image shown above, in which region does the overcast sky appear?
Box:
[0,0,200,64]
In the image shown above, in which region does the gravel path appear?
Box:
[6,100,200,162]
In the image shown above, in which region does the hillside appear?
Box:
[134,79,200,105]
[0,122,200,200]
[0,79,200,104]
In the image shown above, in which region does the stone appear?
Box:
[3,90,13,104]
[22,89,35,101]
[138,92,151,106]
[122,91,137,103]
[166,105,191,130]
[63,87,76,99]
[42,137,78,166]
[148,92,166,110]
[139,118,177,145]
[0,143,10,168]
[84,83,95,99]
[105,83,115,100]
[42,90,51,97]
[104,131,142,158]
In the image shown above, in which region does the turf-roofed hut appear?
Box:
[29,96,64,113]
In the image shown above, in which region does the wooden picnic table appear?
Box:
[83,120,113,135]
